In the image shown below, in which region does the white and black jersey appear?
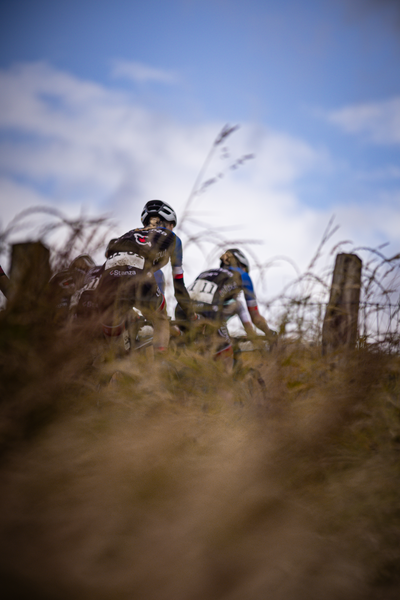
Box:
[187,266,257,312]
[104,226,184,280]
[97,225,193,319]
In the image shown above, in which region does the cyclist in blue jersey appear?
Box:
[175,248,275,357]
[219,249,274,339]
[97,200,194,354]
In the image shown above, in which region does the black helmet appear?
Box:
[140,200,177,227]
[220,248,250,272]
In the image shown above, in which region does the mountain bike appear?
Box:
[230,335,276,406]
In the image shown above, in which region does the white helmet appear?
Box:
[221,248,250,272]
[141,200,177,227]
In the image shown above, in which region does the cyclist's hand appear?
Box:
[170,324,183,337]
[266,329,278,347]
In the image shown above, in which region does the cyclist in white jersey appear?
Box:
[97,200,194,354]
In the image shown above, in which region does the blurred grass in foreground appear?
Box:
[1,204,400,599]
[0,303,400,600]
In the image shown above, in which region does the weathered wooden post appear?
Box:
[322,253,362,355]
[7,241,51,315]
[0,265,9,298]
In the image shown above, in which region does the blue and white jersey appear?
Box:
[228,267,257,309]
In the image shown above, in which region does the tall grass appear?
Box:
[0,205,113,274]
[0,214,400,599]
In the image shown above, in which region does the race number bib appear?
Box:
[105,252,145,270]
[69,276,100,308]
[188,279,218,304]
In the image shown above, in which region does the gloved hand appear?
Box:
[266,328,278,348]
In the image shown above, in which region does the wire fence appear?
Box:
[1,206,399,354]
[260,297,400,351]
[258,256,400,352]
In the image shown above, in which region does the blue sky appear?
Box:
[0,0,399,315]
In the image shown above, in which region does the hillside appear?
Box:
[0,309,399,600]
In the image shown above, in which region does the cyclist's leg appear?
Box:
[96,268,137,353]
[198,309,233,369]
[152,305,169,354]
[138,281,169,355]
[214,322,234,371]
[174,302,188,332]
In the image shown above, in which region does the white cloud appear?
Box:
[327,96,400,144]
[335,189,400,244]
[111,59,178,84]
[0,177,52,229]
[0,61,398,314]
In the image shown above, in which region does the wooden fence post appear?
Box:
[7,241,51,314]
[322,253,362,355]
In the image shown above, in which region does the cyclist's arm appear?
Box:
[248,307,271,336]
[229,294,255,337]
[235,294,251,324]
[171,235,194,319]
[173,277,194,318]
[154,269,165,295]
[241,272,273,337]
